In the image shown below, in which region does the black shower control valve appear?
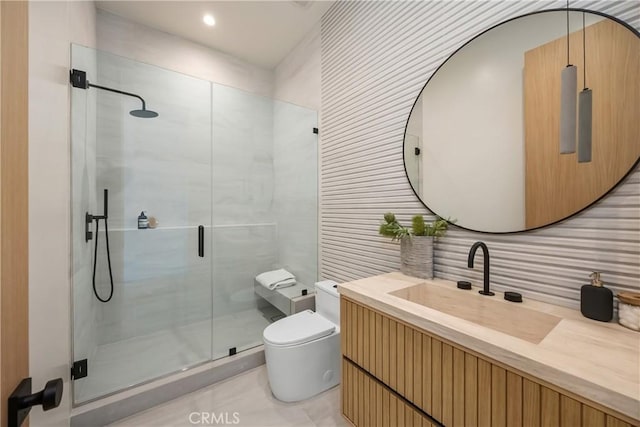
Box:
[414,147,421,156]
[85,212,94,242]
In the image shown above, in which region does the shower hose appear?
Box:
[92,216,115,303]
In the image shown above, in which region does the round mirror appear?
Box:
[404,9,640,233]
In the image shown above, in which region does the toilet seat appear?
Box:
[263,310,335,346]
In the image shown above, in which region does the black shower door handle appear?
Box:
[198,225,204,257]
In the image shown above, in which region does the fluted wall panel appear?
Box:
[320,0,640,307]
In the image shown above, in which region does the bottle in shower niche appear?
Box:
[580,272,613,322]
[137,211,149,229]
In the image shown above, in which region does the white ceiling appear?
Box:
[95,1,334,69]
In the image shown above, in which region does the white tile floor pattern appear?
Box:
[109,366,349,427]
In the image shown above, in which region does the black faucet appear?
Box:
[468,241,494,296]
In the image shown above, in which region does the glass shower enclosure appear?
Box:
[70,45,318,404]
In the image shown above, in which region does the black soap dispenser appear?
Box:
[580,272,613,322]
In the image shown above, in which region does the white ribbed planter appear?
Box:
[400,236,434,279]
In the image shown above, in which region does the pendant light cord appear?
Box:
[566,0,570,65]
[583,12,587,89]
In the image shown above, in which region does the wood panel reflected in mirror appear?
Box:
[404,10,640,233]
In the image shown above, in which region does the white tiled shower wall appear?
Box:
[71,11,321,347]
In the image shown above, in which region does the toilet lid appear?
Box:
[263,310,335,346]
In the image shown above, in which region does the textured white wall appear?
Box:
[320,0,640,309]
[29,1,97,425]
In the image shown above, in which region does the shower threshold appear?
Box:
[70,345,265,427]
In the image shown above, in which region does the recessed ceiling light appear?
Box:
[203,14,215,27]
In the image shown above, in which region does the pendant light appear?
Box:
[560,2,577,154]
[578,12,593,163]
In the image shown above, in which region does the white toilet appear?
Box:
[263,280,340,402]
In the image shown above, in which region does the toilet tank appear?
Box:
[315,280,340,325]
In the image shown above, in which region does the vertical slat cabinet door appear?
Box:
[341,298,347,354]
[523,378,541,426]
[541,387,560,427]
[583,406,606,427]
[413,330,423,413]
[464,353,478,427]
[357,367,364,427]
[404,325,414,403]
[441,343,453,426]
[389,318,397,391]
[421,334,432,415]
[491,365,506,427]
[397,322,405,398]
[350,301,357,360]
[375,313,383,379]
[397,391,405,427]
[341,358,347,419]
[431,338,443,423]
[363,305,370,372]
[452,348,466,427]
[560,395,582,426]
[477,359,492,427]
[506,371,523,427]
[383,386,390,427]
[376,373,383,427]
[605,415,632,427]
[390,392,398,427]
[342,359,351,422]
[357,305,364,366]
[364,356,370,427]
[382,316,390,386]
[369,309,376,376]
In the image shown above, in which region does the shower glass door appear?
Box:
[71,45,213,404]
[71,44,319,405]
[209,86,319,360]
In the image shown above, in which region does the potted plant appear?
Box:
[379,212,452,279]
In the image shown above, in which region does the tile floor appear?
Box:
[109,366,349,427]
[75,306,282,403]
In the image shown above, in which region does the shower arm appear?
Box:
[87,83,147,111]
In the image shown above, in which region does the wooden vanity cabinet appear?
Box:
[340,297,637,427]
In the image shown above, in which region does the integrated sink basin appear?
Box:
[390,283,562,344]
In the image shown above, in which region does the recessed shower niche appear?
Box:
[70,44,318,404]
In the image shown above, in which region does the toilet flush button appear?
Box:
[323,370,334,383]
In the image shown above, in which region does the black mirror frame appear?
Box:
[403,7,640,235]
